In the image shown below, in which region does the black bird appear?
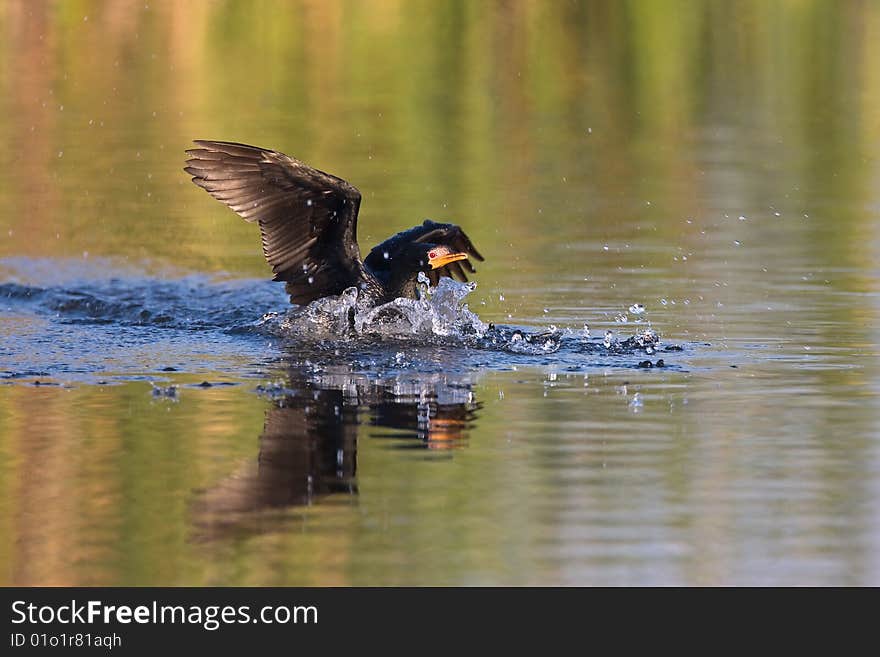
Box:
[184,141,484,307]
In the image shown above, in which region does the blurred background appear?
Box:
[1,0,879,585]
[3,1,877,291]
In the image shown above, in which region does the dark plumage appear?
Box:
[184,140,484,306]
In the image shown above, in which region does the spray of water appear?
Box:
[259,275,489,341]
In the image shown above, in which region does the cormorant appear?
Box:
[184,141,484,307]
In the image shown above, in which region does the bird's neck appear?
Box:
[363,262,422,306]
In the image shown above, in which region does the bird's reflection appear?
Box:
[191,366,480,540]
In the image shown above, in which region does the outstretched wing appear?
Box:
[185,140,366,305]
[365,219,485,285]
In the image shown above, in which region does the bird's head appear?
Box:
[402,243,469,273]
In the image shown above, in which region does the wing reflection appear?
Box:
[191,367,480,539]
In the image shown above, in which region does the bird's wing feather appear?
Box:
[185,140,365,305]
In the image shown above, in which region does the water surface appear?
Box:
[1,0,879,585]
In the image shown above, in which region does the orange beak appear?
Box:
[429,252,468,270]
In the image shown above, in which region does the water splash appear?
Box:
[256,281,674,361]
[260,277,489,341]
[1,258,686,383]
[151,383,179,401]
[498,327,563,354]
[604,330,615,348]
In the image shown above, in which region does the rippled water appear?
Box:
[2,1,880,585]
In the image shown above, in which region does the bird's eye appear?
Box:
[429,251,437,259]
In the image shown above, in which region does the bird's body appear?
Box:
[184,141,483,308]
